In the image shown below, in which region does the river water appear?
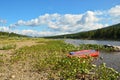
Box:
[65,39,120,46]
[64,39,120,72]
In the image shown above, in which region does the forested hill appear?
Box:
[0,31,27,37]
[45,23,120,40]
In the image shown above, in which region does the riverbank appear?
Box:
[0,38,119,80]
[64,39,120,72]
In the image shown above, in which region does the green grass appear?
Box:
[9,39,120,80]
[0,54,4,66]
[0,44,16,50]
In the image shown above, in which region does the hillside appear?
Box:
[45,23,120,40]
[0,31,27,37]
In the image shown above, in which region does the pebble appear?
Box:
[10,75,15,79]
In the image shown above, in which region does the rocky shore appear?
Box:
[104,44,120,52]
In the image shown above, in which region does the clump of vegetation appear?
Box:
[51,57,120,80]
[78,44,115,52]
[10,39,120,80]
[0,44,16,50]
[51,57,94,80]
[95,63,120,80]
[0,54,4,66]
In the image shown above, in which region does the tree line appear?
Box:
[0,31,27,37]
[45,23,120,40]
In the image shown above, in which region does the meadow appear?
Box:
[0,37,119,80]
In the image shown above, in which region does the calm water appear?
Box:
[65,39,120,46]
[65,39,120,72]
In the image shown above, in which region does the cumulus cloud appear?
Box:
[9,11,102,33]
[108,5,120,24]
[20,30,56,37]
[5,5,120,37]
[109,5,120,17]
[78,11,99,24]
[0,26,10,32]
[0,26,56,37]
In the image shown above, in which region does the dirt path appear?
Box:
[0,40,38,54]
[15,40,38,49]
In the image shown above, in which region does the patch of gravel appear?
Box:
[0,63,49,80]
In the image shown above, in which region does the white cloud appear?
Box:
[5,5,120,37]
[10,11,101,33]
[20,30,55,37]
[0,26,56,37]
[108,5,120,24]
[78,11,99,24]
[0,26,10,32]
[109,5,120,17]
[0,19,7,24]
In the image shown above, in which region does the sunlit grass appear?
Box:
[0,44,16,50]
[9,39,119,80]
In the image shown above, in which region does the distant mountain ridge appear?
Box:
[45,23,120,40]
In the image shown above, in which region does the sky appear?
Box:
[0,0,120,37]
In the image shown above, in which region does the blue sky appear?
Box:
[0,0,120,36]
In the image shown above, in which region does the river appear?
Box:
[65,39,120,46]
[64,39,120,72]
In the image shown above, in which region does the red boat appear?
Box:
[67,50,99,58]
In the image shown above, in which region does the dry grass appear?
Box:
[0,38,47,80]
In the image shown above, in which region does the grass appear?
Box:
[0,54,4,66]
[9,39,119,80]
[0,43,16,50]
[78,44,115,52]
